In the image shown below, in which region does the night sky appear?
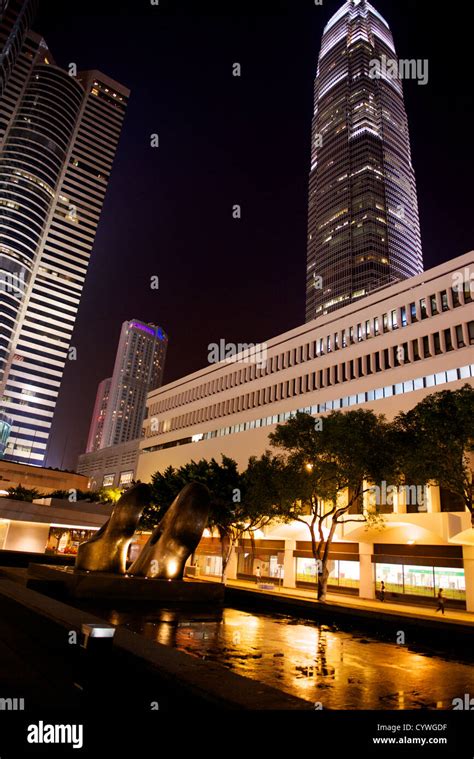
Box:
[37,0,473,469]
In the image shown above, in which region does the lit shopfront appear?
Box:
[374,544,466,605]
[295,542,360,594]
[46,526,98,556]
[195,537,225,578]
[236,540,285,582]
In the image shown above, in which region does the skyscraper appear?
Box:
[305,0,423,321]
[98,320,168,449]
[0,0,38,98]
[85,377,111,453]
[0,25,129,465]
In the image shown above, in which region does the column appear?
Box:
[283,540,296,589]
[359,542,375,600]
[225,546,238,581]
[427,484,441,513]
[394,486,407,514]
[462,546,474,613]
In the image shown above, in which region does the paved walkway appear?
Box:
[202,575,474,627]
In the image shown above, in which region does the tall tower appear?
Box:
[0,0,38,98]
[99,320,168,449]
[85,377,111,453]
[0,29,129,465]
[305,0,423,321]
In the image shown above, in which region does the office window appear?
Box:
[422,335,431,358]
[433,333,442,355]
[391,310,398,329]
[468,321,474,345]
[440,290,449,312]
[401,306,407,327]
[444,329,454,352]
[455,325,465,348]
[412,340,420,361]
[463,282,473,304]
[383,313,389,333]
[420,299,428,319]
[374,317,380,336]
[365,320,371,338]
[357,324,363,342]
[451,287,461,308]
[410,302,417,322]
[429,294,438,315]
[119,471,134,486]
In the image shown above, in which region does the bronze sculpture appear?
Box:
[76,483,150,573]
[75,481,211,581]
[128,482,211,579]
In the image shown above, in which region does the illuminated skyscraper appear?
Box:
[0,25,129,464]
[305,0,423,321]
[85,377,111,453]
[0,0,38,98]
[99,320,168,449]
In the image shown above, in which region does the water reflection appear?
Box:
[94,605,474,709]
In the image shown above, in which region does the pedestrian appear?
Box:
[255,566,261,584]
[435,588,445,615]
[380,581,385,602]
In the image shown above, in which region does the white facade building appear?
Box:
[136,253,474,609]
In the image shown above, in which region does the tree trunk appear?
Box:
[317,518,338,601]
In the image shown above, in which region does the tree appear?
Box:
[395,385,474,525]
[142,457,244,579]
[142,455,287,581]
[269,410,399,601]
[3,485,45,502]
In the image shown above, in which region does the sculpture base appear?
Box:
[27,564,225,603]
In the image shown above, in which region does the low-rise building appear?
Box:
[77,438,140,490]
[136,252,474,609]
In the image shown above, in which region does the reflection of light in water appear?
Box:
[109,605,474,710]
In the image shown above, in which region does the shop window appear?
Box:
[376,563,403,594]
[403,565,435,597]
[434,567,465,600]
